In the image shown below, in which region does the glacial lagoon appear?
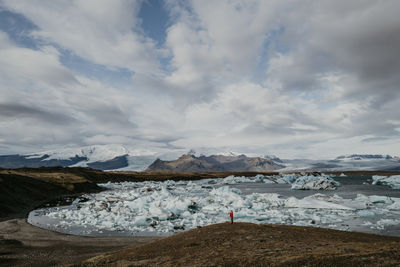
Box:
[28,174,400,237]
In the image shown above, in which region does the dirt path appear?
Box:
[0,219,160,267]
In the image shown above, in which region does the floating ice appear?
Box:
[28,176,400,236]
[372,175,400,189]
[217,173,341,190]
[291,174,340,190]
[357,210,375,218]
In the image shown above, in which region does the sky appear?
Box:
[0,0,400,159]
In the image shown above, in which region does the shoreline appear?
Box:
[0,218,161,266]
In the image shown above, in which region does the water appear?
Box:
[28,174,400,237]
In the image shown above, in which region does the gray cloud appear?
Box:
[267,1,400,96]
[362,137,391,143]
[0,103,76,124]
[81,105,138,130]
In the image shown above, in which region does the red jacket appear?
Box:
[229,211,233,218]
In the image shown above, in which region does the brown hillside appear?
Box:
[146,154,284,172]
[77,222,400,267]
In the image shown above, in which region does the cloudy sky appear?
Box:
[0,0,399,159]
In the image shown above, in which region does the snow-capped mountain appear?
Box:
[0,144,157,171]
[32,144,130,163]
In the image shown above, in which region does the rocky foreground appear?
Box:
[76,222,400,267]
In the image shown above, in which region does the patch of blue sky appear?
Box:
[59,49,134,87]
[0,9,39,49]
[0,9,133,87]
[253,27,286,84]
[138,0,173,73]
[138,0,170,46]
[295,89,338,111]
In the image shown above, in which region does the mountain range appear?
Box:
[0,145,154,171]
[0,144,399,172]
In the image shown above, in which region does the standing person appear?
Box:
[230,210,233,224]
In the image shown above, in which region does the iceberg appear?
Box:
[372,175,400,189]
[291,175,340,190]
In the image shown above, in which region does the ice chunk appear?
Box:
[386,198,400,210]
[357,210,375,217]
[377,219,400,228]
[368,195,393,204]
[291,175,340,190]
[372,175,400,189]
[279,173,297,183]
[285,195,353,210]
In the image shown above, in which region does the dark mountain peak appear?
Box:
[264,155,283,163]
[187,149,196,156]
[146,154,285,172]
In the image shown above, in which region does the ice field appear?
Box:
[28,174,400,237]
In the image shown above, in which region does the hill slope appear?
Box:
[0,168,102,220]
[147,154,284,172]
[77,222,400,266]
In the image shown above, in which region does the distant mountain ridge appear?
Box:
[336,154,395,160]
[0,146,399,172]
[146,154,285,172]
[0,145,148,171]
[0,154,88,169]
[0,153,129,171]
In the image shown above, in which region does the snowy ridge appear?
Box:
[41,144,130,163]
[336,154,396,160]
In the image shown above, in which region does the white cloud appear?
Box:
[0,31,77,91]
[163,0,282,93]
[1,0,160,74]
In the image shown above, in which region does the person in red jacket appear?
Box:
[230,210,233,224]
